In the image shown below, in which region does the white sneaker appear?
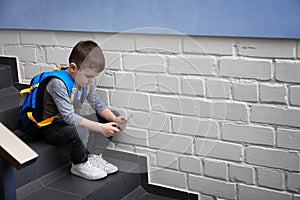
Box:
[71,159,107,180]
[89,154,118,174]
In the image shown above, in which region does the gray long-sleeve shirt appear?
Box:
[43,78,107,125]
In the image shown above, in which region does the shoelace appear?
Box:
[90,155,109,167]
[81,160,98,172]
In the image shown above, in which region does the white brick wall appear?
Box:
[276,62,300,83]
[1,29,300,199]
[290,85,300,106]
[232,82,258,102]
[219,59,272,80]
[229,163,254,184]
[257,167,284,190]
[203,159,227,180]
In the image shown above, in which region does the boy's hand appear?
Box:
[100,122,120,137]
[114,116,128,131]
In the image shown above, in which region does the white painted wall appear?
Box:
[1,29,300,200]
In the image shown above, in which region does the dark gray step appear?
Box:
[13,133,198,200]
[122,186,179,200]
[14,132,70,188]
[122,184,198,200]
[17,157,141,200]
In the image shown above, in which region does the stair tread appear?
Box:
[139,193,179,200]
[17,156,140,200]
[46,169,123,197]
[122,186,180,200]
[21,187,82,200]
[14,140,197,200]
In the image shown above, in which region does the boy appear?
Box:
[42,40,127,180]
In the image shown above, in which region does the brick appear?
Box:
[172,116,219,138]
[36,45,46,63]
[260,83,286,104]
[96,72,114,88]
[168,56,215,75]
[195,138,243,162]
[123,54,165,73]
[277,128,300,150]
[298,41,300,58]
[245,146,299,171]
[236,38,294,58]
[135,34,180,53]
[287,172,300,192]
[198,101,248,122]
[189,174,236,199]
[257,168,284,190]
[251,105,300,128]
[151,95,198,116]
[20,30,55,46]
[128,110,170,132]
[136,74,157,92]
[294,194,300,200]
[238,185,292,200]
[220,59,272,80]
[46,47,70,64]
[0,30,19,44]
[157,150,179,170]
[0,44,3,55]
[229,164,254,184]
[203,159,227,180]
[24,63,41,79]
[104,52,121,70]
[54,31,95,47]
[179,155,202,174]
[96,33,135,51]
[183,36,234,55]
[289,85,300,106]
[232,82,258,102]
[4,46,36,62]
[110,90,150,111]
[276,62,300,83]
[114,143,135,152]
[95,88,109,105]
[149,131,193,154]
[206,79,230,99]
[199,194,214,200]
[112,127,147,146]
[135,147,157,166]
[40,65,56,73]
[181,77,205,96]
[150,167,187,189]
[157,75,180,94]
[115,72,135,90]
[222,123,274,146]
[200,194,215,200]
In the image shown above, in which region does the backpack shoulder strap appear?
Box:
[55,70,77,104]
[20,69,77,106]
[46,70,75,96]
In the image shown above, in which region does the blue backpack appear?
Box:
[18,66,89,137]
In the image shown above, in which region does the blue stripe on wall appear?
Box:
[0,0,299,39]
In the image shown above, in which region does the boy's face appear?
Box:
[74,67,99,87]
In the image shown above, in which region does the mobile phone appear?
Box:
[117,114,133,128]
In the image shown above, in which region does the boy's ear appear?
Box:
[69,63,78,72]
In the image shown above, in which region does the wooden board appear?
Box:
[0,123,38,169]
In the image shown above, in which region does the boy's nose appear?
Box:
[89,77,95,83]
